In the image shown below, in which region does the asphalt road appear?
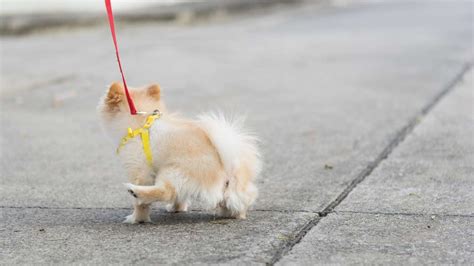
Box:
[0,0,473,264]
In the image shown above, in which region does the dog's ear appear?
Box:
[147,84,161,100]
[106,82,124,105]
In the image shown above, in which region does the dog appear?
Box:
[97,82,261,223]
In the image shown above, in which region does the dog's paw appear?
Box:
[124,183,149,205]
[123,214,138,224]
[124,183,150,205]
[124,183,138,198]
[123,214,151,224]
[235,212,247,219]
[216,206,247,219]
[166,202,188,213]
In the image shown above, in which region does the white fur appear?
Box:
[99,98,261,222]
[197,113,261,215]
[197,113,262,177]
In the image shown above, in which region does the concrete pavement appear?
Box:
[280,69,474,265]
[0,0,472,264]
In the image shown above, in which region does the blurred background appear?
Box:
[0,0,472,264]
[1,0,307,35]
[1,0,156,14]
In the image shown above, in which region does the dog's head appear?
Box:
[97,82,166,139]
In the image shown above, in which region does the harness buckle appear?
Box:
[135,108,161,116]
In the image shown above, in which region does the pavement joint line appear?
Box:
[254,208,317,214]
[334,210,474,218]
[0,205,317,214]
[0,206,132,210]
[267,62,473,266]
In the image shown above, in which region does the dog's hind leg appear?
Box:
[166,200,189,213]
[125,179,176,205]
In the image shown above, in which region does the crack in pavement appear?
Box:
[267,62,473,265]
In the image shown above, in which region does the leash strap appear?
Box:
[105,0,137,115]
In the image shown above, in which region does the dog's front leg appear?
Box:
[123,167,154,224]
[124,201,151,224]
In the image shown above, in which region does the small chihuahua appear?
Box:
[98,83,261,223]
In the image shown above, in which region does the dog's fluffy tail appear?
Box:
[197,113,262,180]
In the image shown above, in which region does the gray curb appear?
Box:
[0,0,304,36]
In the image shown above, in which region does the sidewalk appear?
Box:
[280,69,473,265]
[0,1,472,264]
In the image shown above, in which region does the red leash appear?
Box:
[105,0,137,115]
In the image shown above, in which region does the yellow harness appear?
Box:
[116,110,161,166]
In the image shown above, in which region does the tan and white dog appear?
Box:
[97,83,261,223]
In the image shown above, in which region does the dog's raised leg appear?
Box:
[124,168,154,224]
[125,180,176,205]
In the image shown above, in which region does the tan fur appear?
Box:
[134,180,176,202]
[159,120,225,190]
[168,201,188,212]
[127,165,154,186]
[105,82,124,112]
[126,166,154,223]
[146,84,161,100]
[98,82,259,223]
